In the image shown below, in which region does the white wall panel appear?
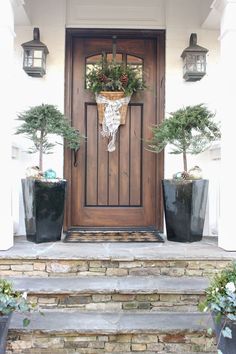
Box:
[67,0,165,28]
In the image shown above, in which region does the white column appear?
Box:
[0,0,14,250]
[214,0,236,250]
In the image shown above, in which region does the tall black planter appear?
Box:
[0,314,12,354]
[212,314,236,354]
[22,179,67,243]
[162,179,209,242]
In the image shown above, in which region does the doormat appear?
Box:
[63,229,164,243]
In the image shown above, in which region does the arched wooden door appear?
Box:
[65,30,165,231]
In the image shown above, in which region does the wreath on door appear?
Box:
[86,57,146,152]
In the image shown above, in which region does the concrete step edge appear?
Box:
[7,275,209,295]
[10,311,212,333]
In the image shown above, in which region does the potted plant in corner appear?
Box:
[0,279,33,354]
[199,261,236,354]
[147,104,221,242]
[15,103,82,243]
[86,56,145,151]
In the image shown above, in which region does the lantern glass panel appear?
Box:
[196,55,205,72]
[33,58,42,67]
[34,50,43,58]
[24,49,33,67]
[186,54,205,73]
[186,55,196,72]
[32,49,43,67]
[183,56,187,75]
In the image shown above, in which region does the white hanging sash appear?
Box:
[95,93,131,152]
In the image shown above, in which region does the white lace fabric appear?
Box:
[96,94,131,152]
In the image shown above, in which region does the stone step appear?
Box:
[0,237,234,278]
[7,311,216,353]
[9,276,208,311]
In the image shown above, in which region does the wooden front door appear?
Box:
[65,30,165,230]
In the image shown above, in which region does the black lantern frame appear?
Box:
[21,28,49,77]
[181,33,208,82]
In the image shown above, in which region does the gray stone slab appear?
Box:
[117,276,209,294]
[1,235,236,261]
[10,311,212,333]
[9,276,209,294]
[10,276,119,294]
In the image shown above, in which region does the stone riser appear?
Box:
[0,259,231,277]
[28,293,205,312]
[7,331,216,354]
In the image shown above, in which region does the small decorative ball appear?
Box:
[173,172,183,180]
[44,169,57,179]
[26,166,42,178]
[188,166,203,180]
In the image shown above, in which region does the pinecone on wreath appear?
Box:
[120,73,129,87]
[99,73,108,83]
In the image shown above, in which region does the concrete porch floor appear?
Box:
[0,235,236,260]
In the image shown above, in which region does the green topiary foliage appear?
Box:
[147,104,221,172]
[15,104,82,171]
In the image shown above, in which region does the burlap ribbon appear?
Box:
[96,94,131,152]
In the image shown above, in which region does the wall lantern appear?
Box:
[181,33,208,81]
[21,28,49,77]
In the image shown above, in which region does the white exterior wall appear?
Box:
[216,0,236,250]
[0,0,14,249]
[12,0,66,234]
[12,0,220,236]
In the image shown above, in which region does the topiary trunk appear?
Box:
[183,150,187,172]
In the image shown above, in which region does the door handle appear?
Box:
[73,149,79,167]
[73,129,81,167]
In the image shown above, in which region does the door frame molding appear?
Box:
[64,28,165,231]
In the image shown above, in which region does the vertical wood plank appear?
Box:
[108,133,119,205]
[119,107,130,205]
[86,105,98,205]
[130,105,142,205]
[97,121,109,205]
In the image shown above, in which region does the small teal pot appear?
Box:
[0,314,12,354]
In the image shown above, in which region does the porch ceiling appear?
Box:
[12,0,220,30]
[202,1,221,29]
[10,0,31,26]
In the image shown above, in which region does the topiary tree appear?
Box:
[147,104,221,172]
[15,104,82,171]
